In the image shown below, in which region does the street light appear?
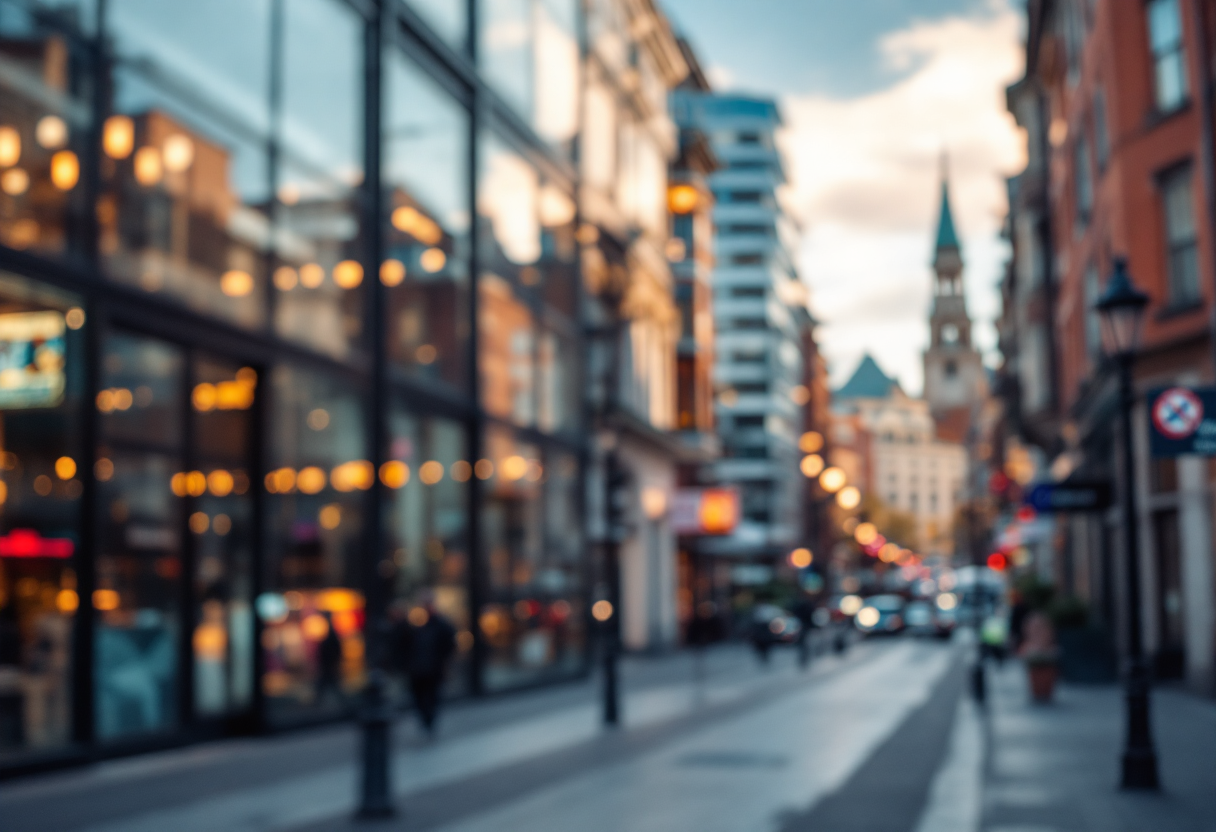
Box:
[1094,256,1158,791]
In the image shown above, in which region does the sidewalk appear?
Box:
[980,657,1216,832]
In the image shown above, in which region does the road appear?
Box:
[3,636,975,832]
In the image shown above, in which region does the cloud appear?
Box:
[780,1,1025,393]
[705,64,736,90]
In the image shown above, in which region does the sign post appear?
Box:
[1148,386,1216,457]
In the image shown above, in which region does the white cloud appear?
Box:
[780,1,1025,394]
[706,64,736,90]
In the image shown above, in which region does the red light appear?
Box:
[1015,506,1036,523]
[987,552,1008,572]
[0,529,74,558]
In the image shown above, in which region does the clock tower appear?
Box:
[923,168,986,424]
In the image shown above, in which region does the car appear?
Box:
[905,599,956,638]
[751,603,803,645]
[854,594,906,635]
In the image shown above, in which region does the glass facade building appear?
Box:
[0,0,587,770]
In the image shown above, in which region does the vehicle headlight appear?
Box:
[856,606,880,628]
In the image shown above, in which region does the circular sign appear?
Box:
[1152,387,1204,440]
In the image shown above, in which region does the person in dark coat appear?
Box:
[315,611,345,707]
[397,593,456,736]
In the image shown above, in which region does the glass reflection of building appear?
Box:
[0,0,586,771]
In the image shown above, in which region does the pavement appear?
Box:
[2,631,1214,832]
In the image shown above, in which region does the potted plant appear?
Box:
[1020,612,1059,703]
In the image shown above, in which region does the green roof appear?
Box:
[935,180,960,251]
[836,354,897,400]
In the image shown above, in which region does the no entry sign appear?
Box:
[1149,386,1216,457]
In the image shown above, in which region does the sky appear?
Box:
[663,0,1027,394]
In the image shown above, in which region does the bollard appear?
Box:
[356,669,395,820]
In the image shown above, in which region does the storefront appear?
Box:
[0,0,587,774]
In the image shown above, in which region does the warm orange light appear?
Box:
[667,184,699,214]
[0,126,20,167]
[300,263,325,288]
[56,588,79,614]
[879,542,900,563]
[789,548,813,568]
[854,522,878,546]
[301,613,330,640]
[193,622,227,660]
[800,454,825,478]
[220,270,254,298]
[836,486,861,510]
[819,467,847,493]
[50,150,79,190]
[36,115,67,149]
[316,588,363,613]
[380,259,406,286]
[331,460,374,492]
[333,260,363,289]
[170,472,188,497]
[93,589,120,611]
[265,467,296,494]
[215,380,253,410]
[419,460,444,485]
[318,504,341,530]
[297,466,327,495]
[420,247,446,273]
[451,460,472,482]
[54,456,76,480]
[185,470,207,497]
[415,344,437,364]
[273,266,298,291]
[162,134,194,172]
[1,168,29,196]
[698,489,739,534]
[66,307,86,329]
[500,455,528,481]
[102,115,134,159]
[133,146,163,185]
[207,469,234,497]
[474,459,494,480]
[790,385,811,406]
[641,486,667,519]
[799,431,824,453]
[193,382,217,411]
[391,205,443,244]
[376,460,406,489]
[189,511,209,534]
[591,600,614,622]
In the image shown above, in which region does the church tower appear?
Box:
[923,166,986,426]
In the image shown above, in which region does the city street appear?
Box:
[4,634,1212,832]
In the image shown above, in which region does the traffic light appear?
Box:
[605,453,634,543]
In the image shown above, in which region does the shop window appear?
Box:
[101,0,273,329]
[96,333,185,740]
[383,51,470,391]
[261,364,367,723]
[273,0,365,360]
[0,271,83,759]
[406,0,468,51]
[479,425,582,690]
[0,1,96,260]
[384,409,470,696]
[537,329,577,434]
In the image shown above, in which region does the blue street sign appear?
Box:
[1025,482,1111,513]
[1148,386,1216,457]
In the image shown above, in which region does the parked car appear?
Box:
[854,594,906,635]
[905,600,956,638]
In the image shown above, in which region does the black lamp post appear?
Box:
[1094,257,1159,791]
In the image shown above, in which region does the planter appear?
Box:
[1027,661,1058,703]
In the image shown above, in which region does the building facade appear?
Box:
[671,93,809,570]
[1003,0,1216,692]
[0,0,615,772]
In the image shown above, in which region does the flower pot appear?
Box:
[1027,662,1058,703]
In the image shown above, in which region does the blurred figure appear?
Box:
[315,611,344,708]
[396,593,456,736]
[791,593,816,669]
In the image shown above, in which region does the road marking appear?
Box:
[912,696,984,832]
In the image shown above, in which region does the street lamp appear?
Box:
[1094,256,1158,791]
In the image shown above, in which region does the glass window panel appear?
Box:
[478,133,538,426]
[273,0,364,360]
[384,409,470,697]
[190,356,256,717]
[384,52,470,390]
[0,271,83,760]
[102,0,272,329]
[406,0,467,51]
[261,364,366,723]
[479,0,531,120]
[537,329,576,433]
[96,333,184,740]
[0,0,96,261]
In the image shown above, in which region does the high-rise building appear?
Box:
[672,93,809,565]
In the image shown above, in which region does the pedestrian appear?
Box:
[314,611,345,708]
[396,592,456,737]
[791,593,816,669]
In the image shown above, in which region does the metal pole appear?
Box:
[602,450,621,726]
[1117,357,1159,790]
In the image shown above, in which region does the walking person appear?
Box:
[396,592,456,737]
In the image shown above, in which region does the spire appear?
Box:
[935,155,960,252]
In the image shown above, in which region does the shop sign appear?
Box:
[1025,482,1111,513]
[671,487,739,535]
[1148,386,1216,457]
[0,310,67,409]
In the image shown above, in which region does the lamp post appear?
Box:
[1094,257,1159,791]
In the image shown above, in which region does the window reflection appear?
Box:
[96,333,184,740]
[406,0,468,51]
[383,52,470,390]
[0,0,95,260]
[101,0,272,329]
[273,0,364,360]
[480,426,582,689]
[0,271,82,759]
[384,409,469,696]
[262,365,367,722]
[478,0,578,156]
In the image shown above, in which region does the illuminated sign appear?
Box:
[0,528,74,558]
[671,487,740,536]
[0,310,66,409]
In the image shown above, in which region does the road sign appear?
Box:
[1148,386,1216,457]
[1025,482,1112,513]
